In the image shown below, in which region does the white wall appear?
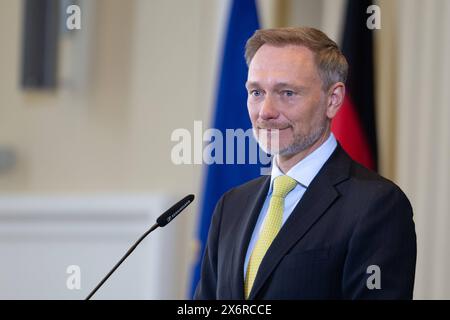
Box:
[396,0,450,299]
[0,0,229,299]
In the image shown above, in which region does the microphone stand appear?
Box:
[85,223,159,300]
[85,194,194,300]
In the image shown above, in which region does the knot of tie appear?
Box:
[272,175,297,198]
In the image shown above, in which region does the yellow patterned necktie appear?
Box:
[244,175,297,299]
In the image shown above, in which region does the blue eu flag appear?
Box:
[189,0,261,298]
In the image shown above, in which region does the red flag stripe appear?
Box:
[332,95,375,170]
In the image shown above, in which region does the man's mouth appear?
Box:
[259,127,290,131]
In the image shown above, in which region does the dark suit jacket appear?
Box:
[194,145,417,300]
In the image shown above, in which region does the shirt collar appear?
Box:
[269,133,337,192]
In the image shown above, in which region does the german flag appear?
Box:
[332,0,378,171]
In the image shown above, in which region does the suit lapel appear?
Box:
[230,176,270,299]
[248,145,351,299]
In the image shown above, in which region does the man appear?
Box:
[194,27,416,300]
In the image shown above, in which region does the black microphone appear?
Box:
[85,194,195,300]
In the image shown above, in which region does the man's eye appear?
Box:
[250,90,262,97]
[282,90,295,97]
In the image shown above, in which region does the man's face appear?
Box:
[246,44,330,156]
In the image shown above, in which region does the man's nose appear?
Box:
[259,95,279,120]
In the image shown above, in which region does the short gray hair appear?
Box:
[245,27,348,90]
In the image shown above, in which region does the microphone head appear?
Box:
[156,194,195,227]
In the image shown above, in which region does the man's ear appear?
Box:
[326,82,345,119]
